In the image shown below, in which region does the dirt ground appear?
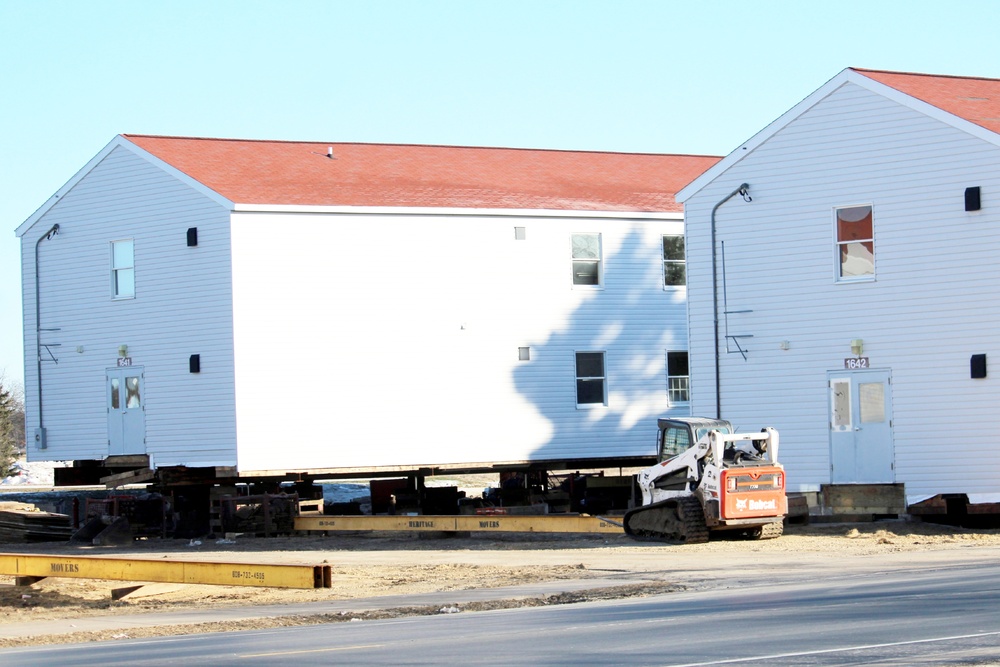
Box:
[3,519,1000,647]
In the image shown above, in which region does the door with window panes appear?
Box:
[828,370,894,483]
[107,368,146,455]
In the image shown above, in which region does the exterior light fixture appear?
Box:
[850,339,864,356]
[118,344,128,358]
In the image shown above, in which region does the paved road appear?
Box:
[5,557,1000,666]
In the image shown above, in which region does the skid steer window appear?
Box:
[660,426,690,458]
[694,425,731,442]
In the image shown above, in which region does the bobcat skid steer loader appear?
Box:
[623,418,787,543]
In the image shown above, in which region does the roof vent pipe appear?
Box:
[711,184,751,420]
[327,146,334,159]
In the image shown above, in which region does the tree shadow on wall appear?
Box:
[512,227,687,462]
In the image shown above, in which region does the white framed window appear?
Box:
[835,205,874,281]
[663,235,685,288]
[571,233,602,286]
[575,351,606,406]
[667,351,689,403]
[111,239,135,299]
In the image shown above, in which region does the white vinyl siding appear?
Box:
[231,212,688,470]
[19,145,236,466]
[684,80,1000,498]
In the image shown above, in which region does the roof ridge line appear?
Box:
[120,134,719,159]
[851,67,1000,84]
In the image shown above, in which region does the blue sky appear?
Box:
[3,0,1000,386]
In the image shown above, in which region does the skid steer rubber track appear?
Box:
[757,520,784,540]
[738,519,784,540]
[623,496,710,544]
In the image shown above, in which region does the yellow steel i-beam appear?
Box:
[295,514,624,534]
[0,554,332,589]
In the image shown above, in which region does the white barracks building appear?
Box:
[678,68,1000,506]
[16,135,717,481]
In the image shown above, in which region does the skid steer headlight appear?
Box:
[726,476,737,492]
[773,473,783,488]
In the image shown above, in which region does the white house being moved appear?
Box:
[17,135,718,485]
[677,68,1000,506]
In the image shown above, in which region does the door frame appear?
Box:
[106,366,146,456]
[827,368,895,484]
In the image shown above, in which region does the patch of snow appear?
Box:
[1,459,68,487]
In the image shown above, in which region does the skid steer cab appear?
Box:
[623,417,787,543]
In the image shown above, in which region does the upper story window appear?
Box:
[111,239,135,299]
[663,235,685,287]
[836,205,874,280]
[571,233,602,286]
[667,351,689,403]
[575,351,606,406]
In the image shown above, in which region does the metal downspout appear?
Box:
[710,185,749,419]
[33,223,60,449]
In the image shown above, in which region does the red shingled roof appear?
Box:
[854,68,1000,135]
[122,135,719,213]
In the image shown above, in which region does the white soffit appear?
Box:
[231,203,683,220]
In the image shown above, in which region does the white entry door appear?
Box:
[829,369,894,483]
[107,368,146,456]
